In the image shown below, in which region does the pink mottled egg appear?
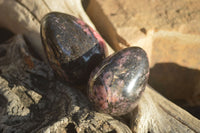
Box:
[88,47,149,116]
[41,12,107,85]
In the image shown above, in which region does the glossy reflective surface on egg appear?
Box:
[88,47,149,116]
[41,12,107,84]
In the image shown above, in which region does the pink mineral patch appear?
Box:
[122,50,131,56]
[92,85,108,109]
[76,19,92,36]
[116,56,127,65]
[88,26,108,54]
[103,71,113,87]
[75,19,107,55]
[75,18,108,56]
[89,27,105,44]
[109,91,120,103]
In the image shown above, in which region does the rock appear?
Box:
[41,12,108,84]
[88,47,149,116]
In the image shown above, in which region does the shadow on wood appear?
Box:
[149,63,200,118]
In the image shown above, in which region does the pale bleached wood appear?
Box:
[131,86,200,133]
[0,0,199,133]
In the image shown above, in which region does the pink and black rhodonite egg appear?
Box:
[88,47,149,116]
[40,12,107,84]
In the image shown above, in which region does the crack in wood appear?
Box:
[15,0,41,23]
[159,103,198,133]
[42,0,51,12]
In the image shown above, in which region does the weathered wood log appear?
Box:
[0,0,199,133]
[131,86,200,133]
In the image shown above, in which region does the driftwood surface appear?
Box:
[0,0,199,133]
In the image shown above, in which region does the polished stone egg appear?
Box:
[41,12,107,84]
[88,47,149,116]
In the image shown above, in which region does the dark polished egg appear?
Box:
[88,47,149,116]
[40,12,108,84]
